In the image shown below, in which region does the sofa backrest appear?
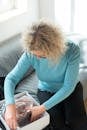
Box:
[0,35,34,80]
[0,35,23,77]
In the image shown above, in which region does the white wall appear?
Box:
[39,0,55,23]
[0,0,39,43]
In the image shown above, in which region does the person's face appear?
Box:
[31,50,46,58]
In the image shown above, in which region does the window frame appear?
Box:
[0,0,15,13]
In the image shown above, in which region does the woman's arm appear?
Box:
[43,44,80,110]
[4,52,34,130]
[4,52,32,105]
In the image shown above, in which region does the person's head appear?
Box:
[22,20,67,63]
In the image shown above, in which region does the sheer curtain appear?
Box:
[55,0,71,33]
[74,0,87,36]
[55,0,87,36]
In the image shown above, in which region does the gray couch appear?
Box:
[0,35,39,102]
[0,34,87,106]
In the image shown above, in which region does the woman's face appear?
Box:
[31,50,46,58]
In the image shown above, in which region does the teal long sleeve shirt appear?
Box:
[4,42,80,110]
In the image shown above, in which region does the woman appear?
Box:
[4,20,87,130]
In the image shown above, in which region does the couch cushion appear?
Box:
[79,40,87,100]
[0,47,22,76]
[67,35,87,63]
[0,36,23,76]
[79,68,87,100]
[0,38,34,78]
[79,40,87,66]
[15,72,39,103]
[0,66,6,77]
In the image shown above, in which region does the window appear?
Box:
[74,0,87,36]
[0,0,28,14]
[55,0,71,33]
[0,0,28,23]
[55,0,87,36]
[0,0,15,13]
[0,0,30,42]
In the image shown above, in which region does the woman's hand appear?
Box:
[30,105,46,122]
[5,104,17,130]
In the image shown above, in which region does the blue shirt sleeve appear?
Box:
[43,45,80,110]
[4,52,32,105]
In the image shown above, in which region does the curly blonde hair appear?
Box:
[22,20,67,63]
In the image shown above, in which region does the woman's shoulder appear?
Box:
[19,52,36,65]
[22,52,35,59]
[64,40,80,62]
[66,40,80,55]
